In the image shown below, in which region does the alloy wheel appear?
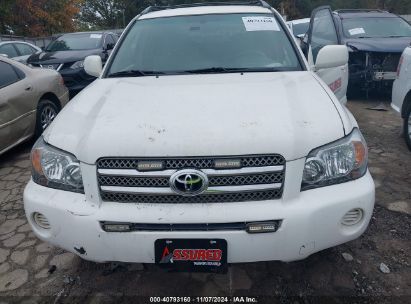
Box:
[40,105,57,130]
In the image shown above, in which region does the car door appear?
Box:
[0,60,36,152]
[305,6,348,104]
[102,34,116,62]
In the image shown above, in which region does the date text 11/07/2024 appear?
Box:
[149,296,258,303]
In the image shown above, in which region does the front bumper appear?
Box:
[24,170,375,264]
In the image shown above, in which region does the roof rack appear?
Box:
[334,9,388,14]
[141,1,271,15]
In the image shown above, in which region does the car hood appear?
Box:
[344,37,411,53]
[27,49,99,64]
[44,72,346,163]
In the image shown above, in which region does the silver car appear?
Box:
[0,41,42,64]
[0,56,69,155]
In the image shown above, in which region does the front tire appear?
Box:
[35,99,59,137]
[404,105,411,151]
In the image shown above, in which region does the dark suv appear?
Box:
[27,31,118,97]
[303,8,411,96]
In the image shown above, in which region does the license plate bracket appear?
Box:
[155,239,227,273]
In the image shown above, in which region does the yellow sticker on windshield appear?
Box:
[242,16,280,31]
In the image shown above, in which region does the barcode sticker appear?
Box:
[242,16,280,32]
[348,28,365,35]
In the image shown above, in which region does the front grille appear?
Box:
[100,189,282,204]
[97,155,285,169]
[99,175,169,187]
[209,172,284,186]
[100,220,282,232]
[97,155,285,204]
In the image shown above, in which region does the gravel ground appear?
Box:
[0,98,410,304]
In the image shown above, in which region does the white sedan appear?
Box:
[392,46,411,150]
[0,41,42,64]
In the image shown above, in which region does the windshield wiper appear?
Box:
[183,67,234,74]
[107,70,164,78]
[182,67,281,74]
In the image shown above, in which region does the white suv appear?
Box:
[392,46,411,150]
[24,2,374,272]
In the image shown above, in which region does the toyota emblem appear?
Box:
[170,169,208,196]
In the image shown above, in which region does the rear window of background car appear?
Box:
[0,61,20,88]
[15,43,36,56]
[0,44,18,58]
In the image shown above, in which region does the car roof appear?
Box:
[62,31,106,35]
[139,5,273,20]
[288,18,310,25]
[0,41,38,46]
[334,10,398,19]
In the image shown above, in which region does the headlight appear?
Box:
[70,60,84,69]
[301,128,368,191]
[31,137,84,193]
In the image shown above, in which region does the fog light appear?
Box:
[33,212,50,229]
[246,221,279,233]
[341,208,363,226]
[103,223,131,232]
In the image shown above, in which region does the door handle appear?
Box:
[25,85,32,91]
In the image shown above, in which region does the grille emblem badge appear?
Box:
[170,169,208,196]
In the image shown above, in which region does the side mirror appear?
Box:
[0,53,9,58]
[315,45,348,70]
[84,55,103,77]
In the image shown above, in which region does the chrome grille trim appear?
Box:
[97,155,285,203]
[101,183,282,195]
[97,165,284,177]
[98,169,177,177]
[98,171,283,187]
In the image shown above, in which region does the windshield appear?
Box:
[292,22,309,36]
[107,13,301,76]
[342,17,411,38]
[46,33,103,51]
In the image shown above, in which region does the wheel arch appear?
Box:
[39,92,61,111]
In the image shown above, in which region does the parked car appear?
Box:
[302,8,411,96]
[392,46,411,150]
[287,18,310,38]
[303,7,349,104]
[27,31,118,97]
[0,41,42,64]
[0,56,69,155]
[24,1,374,273]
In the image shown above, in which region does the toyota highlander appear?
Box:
[24,1,375,272]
